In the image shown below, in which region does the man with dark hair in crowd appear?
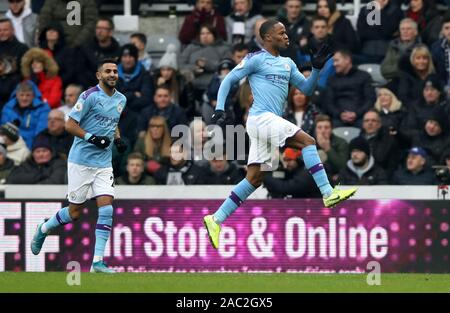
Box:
[361,110,400,176]
[179,0,227,45]
[35,109,73,159]
[204,150,244,184]
[321,49,376,127]
[263,147,324,198]
[277,0,310,47]
[0,18,29,68]
[431,12,450,93]
[130,33,152,72]
[154,142,206,185]
[116,152,156,185]
[38,0,97,48]
[391,146,436,185]
[77,17,121,88]
[0,54,21,109]
[231,43,250,66]
[7,136,66,184]
[116,44,154,145]
[5,0,38,48]
[337,136,388,185]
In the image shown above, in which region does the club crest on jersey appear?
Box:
[74,102,83,112]
[284,63,290,71]
[117,103,124,113]
[237,59,245,69]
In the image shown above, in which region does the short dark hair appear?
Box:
[315,114,332,125]
[335,48,352,60]
[232,43,249,54]
[443,11,450,25]
[0,18,12,25]
[130,32,147,45]
[127,152,144,163]
[97,58,118,70]
[97,16,115,30]
[155,84,171,93]
[312,15,328,26]
[259,19,280,41]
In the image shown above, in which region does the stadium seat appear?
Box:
[114,32,134,45]
[146,34,181,62]
[333,127,361,143]
[357,63,387,86]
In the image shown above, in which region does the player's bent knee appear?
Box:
[68,205,83,220]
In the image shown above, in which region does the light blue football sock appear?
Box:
[213,178,256,224]
[94,205,113,258]
[42,206,72,233]
[302,145,333,197]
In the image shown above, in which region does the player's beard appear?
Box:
[102,77,117,90]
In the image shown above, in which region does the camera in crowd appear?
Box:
[434,166,450,184]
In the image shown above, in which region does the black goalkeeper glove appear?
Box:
[211,110,226,128]
[86,134,111,149]
[310,42,334,70]
[114,138,128,153]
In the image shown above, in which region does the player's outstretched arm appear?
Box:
[211,72,241,127]
[66,117,111,149]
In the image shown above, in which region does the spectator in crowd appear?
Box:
[77,17,121,88]
[263,148,323,198]
[180,23,231,95]
[0,142,15,184]
[284,86,320,136]
[204,58,238,124]
[381,18,421,81]
[361,110,400,175]
[115,152,156,185]
[21,47,63,109]
[226,0,264,45]
[204,149,244,184]
[431,12,450,90]
[38,22,75,87]
[5,0,38,48]
[179,0,227,45]
[138,85,188,134]
[245,17,267,53]
[392,146,437,184]
[6,136,66,184]
[406,0,443,46]
[316,0,359,53]
[321,49,376,127]
[337,136,388,185]
[154,142,206,185]
[277,0,311,51]
[59,84,82,120]
[231,43,250,66]
[293,16,335,89]
[392,44,436,105]
[374,87,406,131]
[356,0,404,64]
[155,44,196,119]
[1,81,50,149]
[0,55,20,110]
[0,121,30,165]
[38,0,97,48]
[130,33,153,72]
[403,74,447,131]
[34,109,73,159]
[116,44,154,145]
[440,147,450,168]
[188,118,210,168]
[0,18,29,69]
[314,114,348,176]
[134,116,171,175]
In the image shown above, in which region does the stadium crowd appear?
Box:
[1,0,450,198]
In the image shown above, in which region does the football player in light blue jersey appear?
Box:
[31,59,128,273]
[204,20,357,249]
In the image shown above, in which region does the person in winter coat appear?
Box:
[0,121,30,165]
[0,143,15,184]
[6,135,66,184]
[0,55,21,110]
[337,136,389,185]
[321,49,376,127]
[179,0,227,45]
[1,81,50,149]
[225,0,263,45]
[21,47,63,108]
[405,0,443,46]
[373,87,407,131]
[0,18,29,72]
[38,0,97,48]
[391,146,437,184]
[430,12,450,88]
[38,22,76,87]
[316,0,359,53]
[5,0,38,47]
[180,23,231,94]
[204,151,244,184]
[284,86,321,136]
[381,18,421,81]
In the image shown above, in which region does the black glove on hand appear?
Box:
[310,42,334,70]
[87,135,111,149]
[211,110,226,128]
[114,138,128,153]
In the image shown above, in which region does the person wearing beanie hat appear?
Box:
[0,121,30,166]
[337,136,388,185]
[158,43,179,71]
[0,141,14,184]
[117,43,153,145]
[31,134,53,153]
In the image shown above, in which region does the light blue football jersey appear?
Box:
[68,85,127,168]
[217,49,319,117]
